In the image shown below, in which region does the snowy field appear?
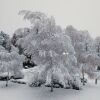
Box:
[0,80,100,100]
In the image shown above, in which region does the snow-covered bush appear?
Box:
[22,65,47,86]
[71,75,82,90]
[45,63,71,88]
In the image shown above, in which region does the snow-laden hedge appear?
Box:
[23,65,82,89]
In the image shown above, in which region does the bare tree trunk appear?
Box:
[51,75,53,92]
[95,78,98,84]
[82,72,85,86]
[82,67,85,86]
[50,57,53,92]
[6,72,9,87]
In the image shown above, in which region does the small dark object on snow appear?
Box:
[29,80,44,87]
[81,78,87,84]
[72,84,80,90]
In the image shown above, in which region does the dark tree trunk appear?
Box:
[51,83,53,92]
[95,78,98,84]
[6,79,8,87]
[51,75,53,92]
[50,57,53,92]
[82,67,85,86]
[82,73,85,86]
[6,72,9,87]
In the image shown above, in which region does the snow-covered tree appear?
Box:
[94,37,100,57]
[65,25,99,85]
[0,31,24,86]
[0,31,11,52]
[12,10,81,90]
[93,37,100,84]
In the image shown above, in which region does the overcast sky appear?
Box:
[0,0,100,38]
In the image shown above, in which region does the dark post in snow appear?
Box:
[95,78,97,84]
[51,74,53,92]
[6,72,9,87]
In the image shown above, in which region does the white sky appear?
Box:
[0,0,100,38]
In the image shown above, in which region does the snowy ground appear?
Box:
[0,80,100,100]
